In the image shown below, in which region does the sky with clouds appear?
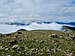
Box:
[0,0,75,22]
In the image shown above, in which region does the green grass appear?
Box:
[0,30,75,56]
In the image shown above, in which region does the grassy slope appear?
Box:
[0,30,75,56]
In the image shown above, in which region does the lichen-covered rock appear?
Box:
[49,34,58,38]
[5,48,9,51]
[0,46,4,50]
[12,45,19,49]
[59,35,64,38]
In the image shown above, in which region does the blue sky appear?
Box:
[0,0,75,22]
[72,1,75,4]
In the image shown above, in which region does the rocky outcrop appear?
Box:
[49,34,58,38]
[49,34,64,38]
[62,26,75,32]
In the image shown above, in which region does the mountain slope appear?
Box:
[0,30,75,56]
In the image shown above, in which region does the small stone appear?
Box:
[0,46,4,50]
[67,53,75,56]
[2,40,4,42]
[19,51,21,54]
[57,49,61,51]
[8,40,17,45]
[70,36,75,40]
[5,48,8,50]
[40,40,45,43]
[46,49,50,52]
[59,35,64,38]
[54,48,57,53]
[31,48,35,51]
[8,55,11,56]
[12,45,19,49]
[24,50,27,52]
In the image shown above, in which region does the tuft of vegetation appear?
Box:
[0,29,75,56]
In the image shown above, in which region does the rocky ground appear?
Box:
[0,29,75,56]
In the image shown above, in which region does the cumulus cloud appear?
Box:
[0,0,74,22]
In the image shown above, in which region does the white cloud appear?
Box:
[0,22,63,34]
[0,0,74,22]
[0,0,75,33]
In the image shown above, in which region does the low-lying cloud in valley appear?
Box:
[0,0,75,34]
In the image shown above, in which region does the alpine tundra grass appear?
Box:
[0,29,75,56]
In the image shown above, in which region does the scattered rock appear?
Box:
[67,53,75,56]
[19,51,21,54]
[31,48,35,51]
[12,45,19,49]
[59,35,64,38]
[15,35,18,38]
[17,32,22,34]
[54,48,57,53]
[40,40,45,43]
[0,46,4,50]
[5,48,9,51]
[49,34,64,39]
[2,45,8,48]
[46,48,50,53]
[30,48,38,52]
[66,33,70,37]
[70,36,75,40]
[8,55,11,56]
[8,40,17,45]
[49,34,58,38]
